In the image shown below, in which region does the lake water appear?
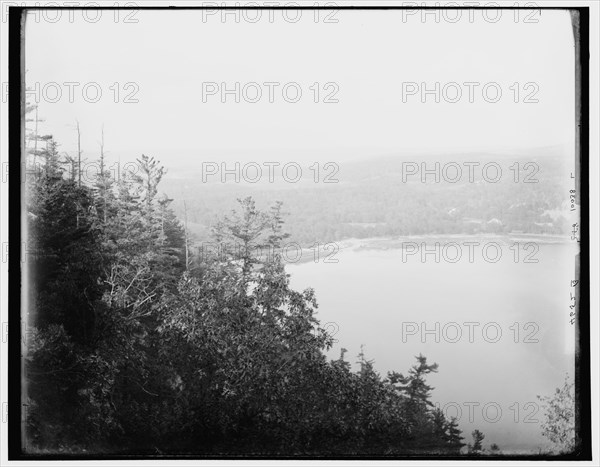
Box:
[288,240,577,454]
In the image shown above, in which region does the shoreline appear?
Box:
[338,233,571,250]
[191,233,573,267]
[291,233,572,264]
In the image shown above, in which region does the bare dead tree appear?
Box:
[76,120,82,187]
[99,124,107,224]
[183,199,190,271]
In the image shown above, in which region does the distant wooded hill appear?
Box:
[160,152,573,246]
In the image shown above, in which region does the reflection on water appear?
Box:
[288,242,577,454]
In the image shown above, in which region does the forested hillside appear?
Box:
[160,152,572,246]
[23,118,486,456]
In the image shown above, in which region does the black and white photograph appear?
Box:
[0,1,598,463]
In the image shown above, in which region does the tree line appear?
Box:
[21,112,489,456]
[160,155,571,246]
[32,107,598,456]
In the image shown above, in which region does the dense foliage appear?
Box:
[23,147,475,456]
[23,109,522,456]
[537,375,576,454]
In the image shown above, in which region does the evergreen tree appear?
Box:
[469,429,485,455]
[446,416,466,454]
[23,127,467,456]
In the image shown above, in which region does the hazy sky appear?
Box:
[24,8,575,168]
[18,8,581,454]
